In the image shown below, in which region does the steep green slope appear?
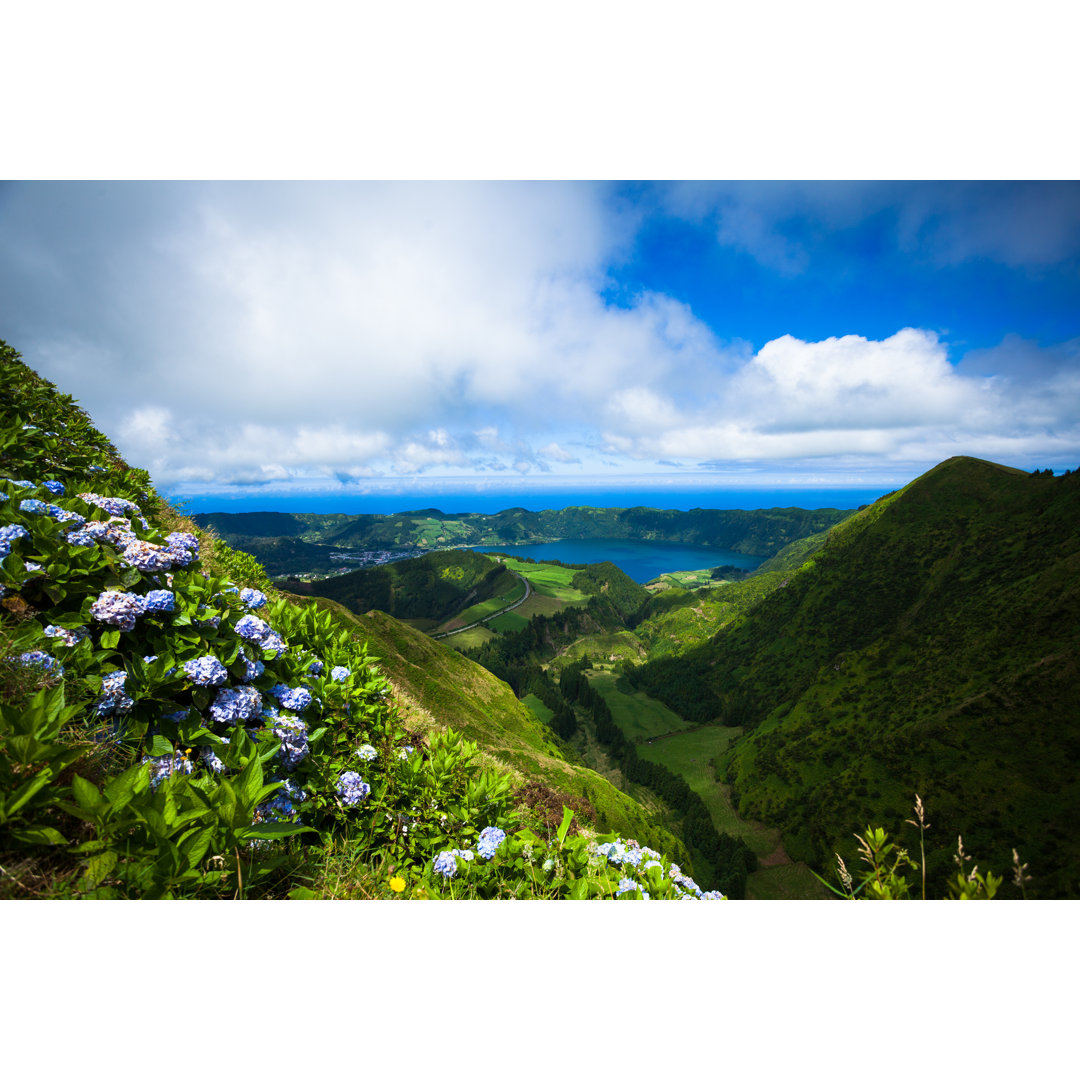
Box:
[299,598,689,860]
[639,456,1080,895]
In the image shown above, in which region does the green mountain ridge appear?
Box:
[635,455,1080,896]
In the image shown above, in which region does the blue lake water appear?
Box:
[470,539,765,584]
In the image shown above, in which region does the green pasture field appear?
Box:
[498,557,589,601]
[648,568,726,590]
[584,670,693,741]
[436,575,526,632]
[488,610,529,633]
[444,625,496,651]
[637,725,778,856]
[522,693,554,723]
[551,632,645,671]
[511,591,589,622]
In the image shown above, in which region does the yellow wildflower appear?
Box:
[389,876,406,893]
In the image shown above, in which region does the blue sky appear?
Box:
[2,180,1078,506]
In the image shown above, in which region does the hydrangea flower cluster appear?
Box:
[89,590,147,632]
[0,523,30,557]
[255,779,307,824]
[43,624,88,648]
[16,650,64,676]
[355,744,378,762]
[96,670,134,716]
[477,825,506,860]
[336,771,371,806]
[78,492,141,517]
[200,745,227,773]
[68,517,137,549]
[330,666,350,682]
[397,746,415,760]
[183,655,229,687]
[142,751,193,790]
[240,657,265,682]
[272,716,309,767]
[432,848,476,878]
[163,532,199,566]
[17,498,47,514]
[143,589,175,613]
[616,877,649,898]
[239,587,267,609]
[43,480,64,496]
[120,540,175,572]
[210,685,262,725]
[272,684,312,712]
[234,614,286,656]
[307,659,324,676]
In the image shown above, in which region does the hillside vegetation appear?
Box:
[288,548,521,631]
[635,456,1080,896]
[0,341,727,900]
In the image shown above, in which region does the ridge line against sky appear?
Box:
[2,180,1079,507]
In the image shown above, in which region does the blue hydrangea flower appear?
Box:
[183,655,229,687]
[272,684,312,712]
[43,480,65,496]
[199,745,227,773]
[336,771,371,806]
[164,532,199,565]
[240,657,265,683]
[8,479,34,489]
[433,851,458,879]
[477,825,507,860]
[120,540,175,571]
[17,650,63,676]
[19,498,47,514]
[0,523,30,558]
[271,716,309,767]
[43,624,88,648]
[78,492,140,517]
[234,614,287,656]
[239,587,268,609]
[355,744,377,762]
[142,752,193,789]
[64,527,97,548]
[95,670,135,716]
[143,589,175,613]
[616,878,649,898]
[698,890,725,900]
[330,665,350,682]
[89,590,147,631]
[210,685,262,725]
[397,745,415,760]
[307,659,324,676]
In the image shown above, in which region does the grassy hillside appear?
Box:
[0,341,724,901]
[301,598,691,861]
[637,456,1080,896]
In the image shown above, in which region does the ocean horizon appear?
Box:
[172,486,892,517]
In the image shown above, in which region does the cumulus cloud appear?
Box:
[601,329,1080,470]
[2,182,1078,495]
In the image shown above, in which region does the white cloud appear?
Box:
[601,329,1080,468]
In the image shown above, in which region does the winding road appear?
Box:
[430,572,531,639]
